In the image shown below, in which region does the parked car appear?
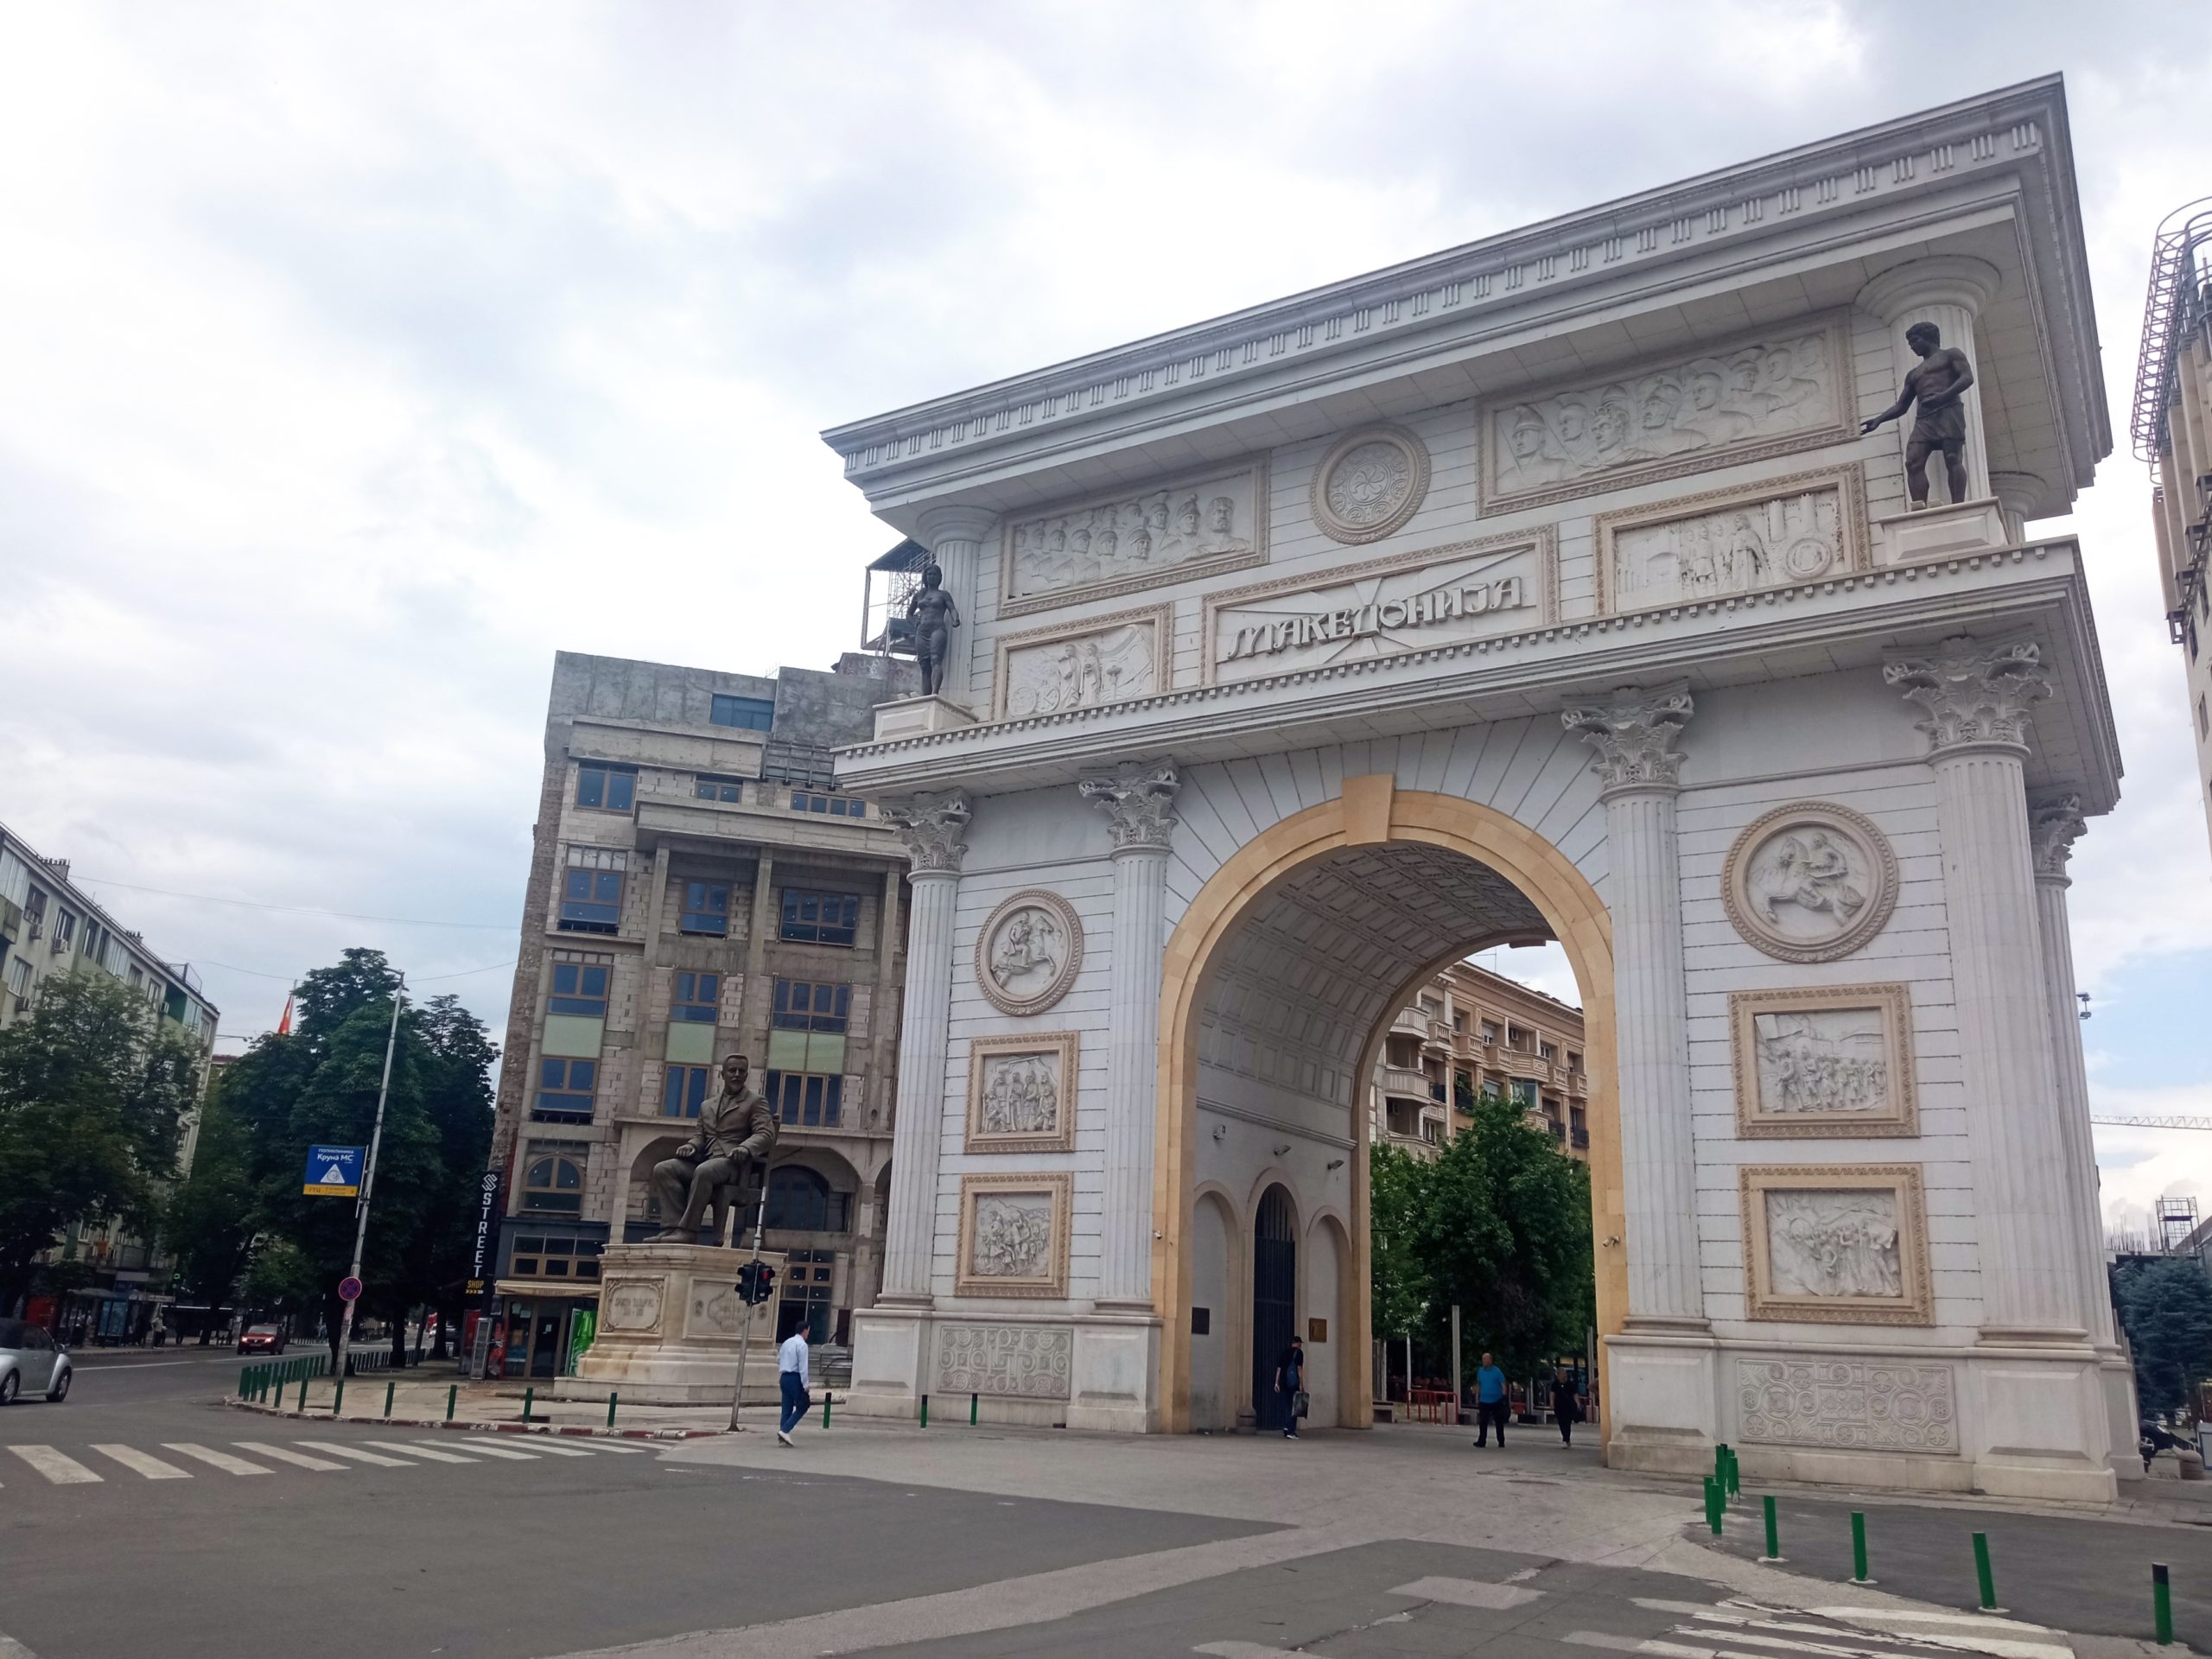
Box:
[0,1318,72,1404]
[237,1324,287,1356]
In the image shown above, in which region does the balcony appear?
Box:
[633,779,897,857]
[1381,1066,1432,1100]
[1571,1127,1590,1150]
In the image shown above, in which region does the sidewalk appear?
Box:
[226,1372,745,1438]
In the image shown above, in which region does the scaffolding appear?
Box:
[2130,195,2212,464]
[859,537,928,658]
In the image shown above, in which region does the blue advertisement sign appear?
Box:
[303,1144,364,1197]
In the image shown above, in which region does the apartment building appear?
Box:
[489,649,919,1379]
[0,822,219,1338]
[1369,959,1588,1162]
[2138,197,2212,858]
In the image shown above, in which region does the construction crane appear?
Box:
[2091,1114,2212,1132]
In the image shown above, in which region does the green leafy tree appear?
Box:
[161,1077,260,1343]
[0,972,203,1307]
[1369,1143,1433,1346]
[2118,1257,2212,1418]
[239,1237,319,1316]
[391,994,497,1363]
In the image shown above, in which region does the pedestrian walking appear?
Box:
[1273,1335,1306,1439]
[1550,1368,1583,1446]
[1471,1351,1509,1448]
[776,1326,810,1446]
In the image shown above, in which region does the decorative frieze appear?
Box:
[1736,1357,1957,1453]
[1883,638,2050,753]
[1000,460,1268,618]
[974,889,1084,1017]
[1079,760,1180,853]
[1480,318,1851,512]
[1593,467,1868,615]
[994,607,1167,720]
[1721,802,1898,964]
[1740,1164,1931,1325]
[954,1172,1073,1299]
[1561,685,1694,793]
[934,1323,1074,1400]
[884,790,972,874]
[966,1031,1079,1154]
[1731,983,1916,1139]
[1309,423,1431,544]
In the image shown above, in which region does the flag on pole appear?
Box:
[276,993,295,1036]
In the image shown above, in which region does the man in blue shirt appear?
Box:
[1471,1351,1509,1448]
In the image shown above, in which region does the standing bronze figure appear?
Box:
[906,563,960,697]
[649,1053,778,1244]
[1861,321,1976,509]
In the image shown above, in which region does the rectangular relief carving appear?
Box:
[934,1323,1074,1400]
[1001,459,1268,618]
[965,1031,1079,1153]
[1595,466,1868,615]
[1202,530,1554,685]
[992,607,1167,721]
[1480,317,1851,512]
[954,1171,1073,1299]
[1736,1357,1957,1454]
[1731,982,1916,1139]
[1740,1164,1930,1325]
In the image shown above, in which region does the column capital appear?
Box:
[2029,791,2087,882]
[1561,684,1694,793]
[884,788,973,874]
[1079,760,1179,852]
[1883,637,2050,755]
[913,504,1000,549]
[1856,254,2003,322]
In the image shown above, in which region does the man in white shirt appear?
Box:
[776,1327,810,1446]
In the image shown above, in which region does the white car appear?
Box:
[0,1318,72,1404]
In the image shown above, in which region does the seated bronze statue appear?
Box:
[649,1053,779,1244]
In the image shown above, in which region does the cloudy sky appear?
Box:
[4,3,2209,1235]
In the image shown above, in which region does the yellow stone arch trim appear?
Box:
[1151,776,1623,1435]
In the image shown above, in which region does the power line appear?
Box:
[195,957,518,985]
[69,874,512,930]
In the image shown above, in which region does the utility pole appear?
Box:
[1450,1305,1463,1427]
[335,976,404,1385]
[728,1163,775,1431]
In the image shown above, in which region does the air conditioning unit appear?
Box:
[50,935,68,956]
[26,919,41,942]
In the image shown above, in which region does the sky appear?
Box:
[3,2,2209,1238]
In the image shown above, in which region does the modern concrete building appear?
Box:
[487,650,919,1379]
[1370,961,1590,1160]
[2136,197,2212,859]
[0,822,219,1339]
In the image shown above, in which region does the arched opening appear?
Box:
[1154,779,1618,1440]
[1188,1188,1239,1430]
[1250,1184,1297,1429]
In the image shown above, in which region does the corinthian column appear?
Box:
[1562,687,1706,1331]
[2028,795,2118,1347]
[1079,760,1179,1308]
[1884,639,2086,1340]
[878,790,972,1303]
[913,505,998,709]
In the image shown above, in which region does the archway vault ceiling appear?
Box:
[1198,842,1554,1106]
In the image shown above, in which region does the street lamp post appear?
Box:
[728,1162,775,1432]
[334,976,404,1387]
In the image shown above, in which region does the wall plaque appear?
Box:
[1737,1357,1957,1453]
[954,1172,1073,1299]
[967,1030,1079,1153]
[1731,983,1916,1139]
[1001,459,1268,618]
[934,1323,1074,1399]
[993,605,1167,720]
[1593,466,1869,615]
[1740,1164,1931,1325]
[974,890,1084,1017]
[1310,423,1430,544]
[1722,801,1898,964]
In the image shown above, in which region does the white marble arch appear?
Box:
[1187,1185,1240,1432]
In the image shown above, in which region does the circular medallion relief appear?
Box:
[1311,423,1430,544]
[1721,802,1898,964]
[974,889,1084,1017]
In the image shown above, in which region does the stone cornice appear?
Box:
[822,79,2099,499]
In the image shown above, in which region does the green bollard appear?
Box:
[2154,1564,2173,1646]
[920,1394,929,1428]
[446,1382,457,1422]
[384,1378,396,1419]
[823,1393,832,1430]
[297,1374,309,1413]
[333,1376,345,1418]
[1705,1478,1723,1535]
[1850,1511,1872,1584]
[1726,1446,1740,1499]
[1761,1494,1783,1561]
[970,1392,979,1427]
[522,1385,534,1424]
[607,1392,619,1428]
[1974,1532,1998,1611]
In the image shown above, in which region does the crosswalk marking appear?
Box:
[365,1440,478,1464]
[296,1440,416,1467]
[234,1441,347,1471]
[9,1445,101,1484]
[513,1440,597,1457]
[424,1439,537,1459]
[163,1443,271,1476]
[582,1440,652,1452]
[91,1444,190,1480]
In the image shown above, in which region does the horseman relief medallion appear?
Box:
[975,890,1084,1016]
[1721,802,1898,964]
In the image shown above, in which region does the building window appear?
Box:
[1478,1020,1501,1046]
[709,694,774,731]
[764,1168,851,1233]
[559,849,626,933]
[1567,1050,1582,1075]
[511,1234,602,1281]
[1539,1041,1558,1064]
[575,764,636,812]
[4,957,31,1011]
[789,791,866,817]
[777,1249,837,1343]
[780,890,859,946]
[768,979,849,1076]
[549,961,609,1016]
[1452,1009,1467,1033]
[1509,1077,1538,1109]
[52,910,75,951]
[671,971,720,1024]
[662,1065,711,1117]
[694,775,747,804]
[23,888,46,929]
[534,1058,597,1123]
[520,1146,588,1215]
[765,1071,843,1127]
[679,882,729,936]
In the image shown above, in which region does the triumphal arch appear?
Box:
[825,78,2128,1500]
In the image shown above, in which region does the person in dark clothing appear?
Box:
[1471,1351,1509,1447]
[1273,1336,1306,1440]
[1551,1368,1583,1446]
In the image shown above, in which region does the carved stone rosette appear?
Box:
[1721,801,1899,964]
[1310,423,1431,544]
[2028,791,2086,881]
[1882,638,2051,754]
[884,789,972,874]
[1561,685,1694,793]
[974,889,1085,1017]
[1078,760,1179,852]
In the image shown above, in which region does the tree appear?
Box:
[2118,1257,2212,1418]
[1369,1143,1433,1346]
[161,1077,260,1342]
[0,972,203,1307]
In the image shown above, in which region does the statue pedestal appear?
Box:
[557,1243,785,1408]
[873,695,978,741]
[1872,497,2008,564]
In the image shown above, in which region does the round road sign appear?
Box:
[338,1275,364,1303]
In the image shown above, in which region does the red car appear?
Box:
[236,1324,287,1355]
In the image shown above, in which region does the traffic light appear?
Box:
[735,1260,777,1306]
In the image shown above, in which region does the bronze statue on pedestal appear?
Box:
[648,1053,777,1245]
[906,563,960,697]
[1862,321,1976,510]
